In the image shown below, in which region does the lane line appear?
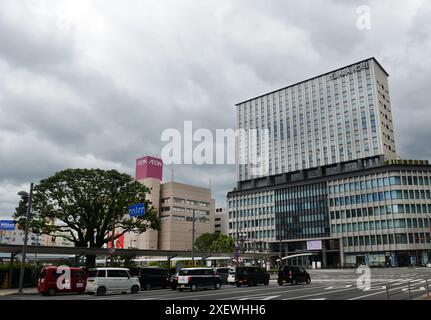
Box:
[282,279,400,300]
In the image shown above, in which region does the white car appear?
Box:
[85,268,140,296]
[426,263,431,268]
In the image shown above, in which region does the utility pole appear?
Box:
[110,211,116,267]
[279,222,282,264]
[191,209,196,267]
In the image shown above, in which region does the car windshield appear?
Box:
[179,269,208,276]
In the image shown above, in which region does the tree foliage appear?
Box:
[14,169,160,250]
[195,233,235,253]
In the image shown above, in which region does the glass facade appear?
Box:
[236,59,396,181]
[275,183,329,240]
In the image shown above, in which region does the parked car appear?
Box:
[214,267,232,284]
[278,266,311,285]
[38,266,87,296]
[130,267,170,290]
[85,268,140,296]
[427,262,431,268]
[169,272,179,290]
[228,266,270,287]
[177,268,222,292]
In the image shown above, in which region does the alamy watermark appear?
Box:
[356,265,372,291]
[161,121,270,177]
[56,265,71,290]
[356,5,372,30]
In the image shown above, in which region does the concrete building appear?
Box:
[126,156,215,251]
[0,229,75,248]
[227,58,431,268]
[236,58,397,181]
[215,207,229,235]
[0,230,44,246]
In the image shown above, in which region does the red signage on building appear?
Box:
[135,156,163,181]
[108,234,125,249]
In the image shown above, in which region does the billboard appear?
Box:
[0,220,15,231]
[108,233,125,249]
[306,240,322,250]
[135,156,163,181]
[129,203,145,217]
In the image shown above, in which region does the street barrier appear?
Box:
[385,279,430,300]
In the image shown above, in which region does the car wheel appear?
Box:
[291,279,297,286]
[264,279,269,286]
[190,284,197,292]
[214,282,221,290]
[96,286,107,296]
[131,285,140,294]
[48,289,56,296]
[278,281,283,286]
[144,283,151,291]
[306,277,311,284]
[178,288,184,292]
[236,282,241,288]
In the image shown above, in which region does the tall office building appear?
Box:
[228,58,431,267]
[236,58,396,182]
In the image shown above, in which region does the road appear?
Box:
[2,268,430,300]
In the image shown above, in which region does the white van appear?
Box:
[86,268,140,296]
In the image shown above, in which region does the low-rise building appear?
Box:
[227,156,431,267]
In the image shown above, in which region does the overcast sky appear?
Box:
[1,0,431,220]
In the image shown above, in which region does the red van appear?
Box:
[38,266,87,296]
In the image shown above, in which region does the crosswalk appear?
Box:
[228,277,430,300]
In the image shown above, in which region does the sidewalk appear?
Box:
[0,287,38,296]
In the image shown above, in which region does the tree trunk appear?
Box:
[86,254,96,268]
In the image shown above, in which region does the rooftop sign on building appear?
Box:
[135,156,163,181]
[328,61,369,80]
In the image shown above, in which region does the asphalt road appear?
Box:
[2,268,431,301]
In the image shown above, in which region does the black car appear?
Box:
[130,267,170,290]
[177,268,222,292]
[229,267,270,287]
[214,267,232,284]
[278,266,311,286]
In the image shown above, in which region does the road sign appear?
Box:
[129,203,145,217]
[0,220,15,231]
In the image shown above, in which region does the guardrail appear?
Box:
[385,279,430,300]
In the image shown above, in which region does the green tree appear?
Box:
[195,233,235,253]
[14,169,160,268]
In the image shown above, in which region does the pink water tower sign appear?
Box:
[135,156,163,181]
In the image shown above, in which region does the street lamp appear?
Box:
[17,183,34,295]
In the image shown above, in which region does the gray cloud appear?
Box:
[1,0,431,220]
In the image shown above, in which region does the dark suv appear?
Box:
[130,267,170,290]
[278,266,311,286]
[177,268,222,292]
[229,267,270,287]
[214,267,232,284]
